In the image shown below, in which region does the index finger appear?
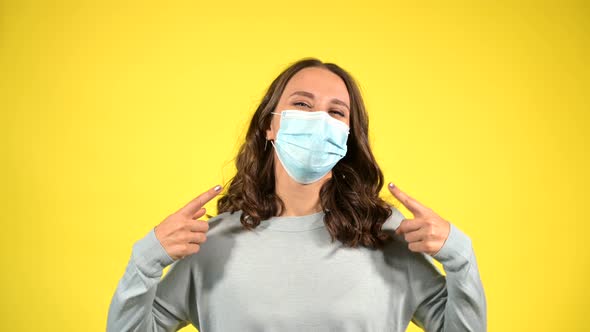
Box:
[388,182,428,216]
[178,185,223,218]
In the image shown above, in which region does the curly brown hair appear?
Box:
[217,57,394,249]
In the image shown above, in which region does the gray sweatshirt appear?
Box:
[107,206,486,331]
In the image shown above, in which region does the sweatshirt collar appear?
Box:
[258,210,326,232]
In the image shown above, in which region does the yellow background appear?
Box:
[1,1,588,331]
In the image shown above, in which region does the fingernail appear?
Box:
[388,182,395,189]
[214,185,222,192]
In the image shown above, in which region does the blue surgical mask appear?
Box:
[270,110,349,184]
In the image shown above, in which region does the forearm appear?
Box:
[107,228,186,332]
[434,223,487,331]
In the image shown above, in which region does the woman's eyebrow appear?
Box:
[289,91,315,99]
[330,99,350,111]
[289,90,350,110]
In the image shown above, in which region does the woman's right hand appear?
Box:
[154,184,222,261]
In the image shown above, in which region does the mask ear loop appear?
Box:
[265,112,279,151]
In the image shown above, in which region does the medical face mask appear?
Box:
[269,110,349,184]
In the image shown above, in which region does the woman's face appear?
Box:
[266,66,351,141]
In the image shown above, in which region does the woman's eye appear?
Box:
[329,110,345,117]
[293,101,311,108]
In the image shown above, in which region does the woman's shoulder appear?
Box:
[379,205,430,263]
[207,210,242,223]
[381,204,405,233]
[205,210,246,235]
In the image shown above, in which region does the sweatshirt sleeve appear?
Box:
[106,227,195,332]
[406,218,487,331]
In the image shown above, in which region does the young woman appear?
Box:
[107,58,486,331]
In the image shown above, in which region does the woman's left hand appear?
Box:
[388,182,451,256]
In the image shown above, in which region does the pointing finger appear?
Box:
[388,182,428,216]
[178,185,223,218]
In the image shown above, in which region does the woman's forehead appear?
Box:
[282,67,350,104]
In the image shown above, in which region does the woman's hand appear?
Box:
[154,185,222,261]
[388,182,451,256]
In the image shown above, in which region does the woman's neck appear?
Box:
[273,155,331,217]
